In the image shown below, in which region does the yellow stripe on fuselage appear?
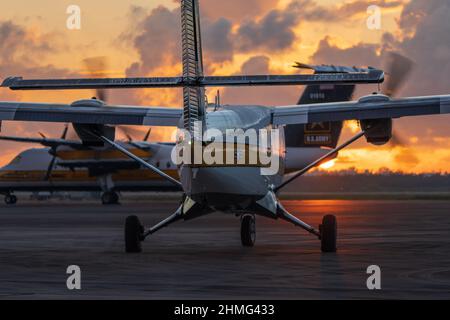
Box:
[0,169,179,182]
[56,148,152,160]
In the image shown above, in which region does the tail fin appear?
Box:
[284,65,362,148]
[181,0,205,136]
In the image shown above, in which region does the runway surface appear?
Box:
[1,199,450,299]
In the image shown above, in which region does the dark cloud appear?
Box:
[335,0,405,18]
[0,20,77,156]
[124,5,236,76]
[241,56,271,74]
[125,6,181,76]
[203,18,234,63]
[398,0,450,95]
[0,20,73,80]
[236,3,301,53]
[311,37,381,68]
[200,0,280,22]
[125,0,408,74]
[0,21,51,63]
[310,0,450,145]
[391,0,450,140]
[220,56,300,106]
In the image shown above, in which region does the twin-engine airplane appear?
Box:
[1,0,450,253]
[0,127,181,205]
[0,124,184,204]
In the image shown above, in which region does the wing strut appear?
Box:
[274,130,366,192]
[97,135,182,188]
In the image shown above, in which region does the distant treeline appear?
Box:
[283,168,450,193]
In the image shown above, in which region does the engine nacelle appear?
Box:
[71,99,115,146]
[360,118,392,146]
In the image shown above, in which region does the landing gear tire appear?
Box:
[241,215,256,247]
[320,215,337,253]
[4,195,17,205]
[125,215,144,253]
[101,191,119,205]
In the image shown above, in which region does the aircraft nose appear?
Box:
[187,166,270,198]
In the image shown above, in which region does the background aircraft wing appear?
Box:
[0,102,182,126]
[0,135,83,148]
[272,94,450,125]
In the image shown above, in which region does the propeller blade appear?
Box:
[83,56,109,102]
[293,62,314,70]
[382,53,414,147]
[60,124,69,140]
[384,52,414,98]
[117,126,152,142]
[143,128,152,142]
[44,154,57,181]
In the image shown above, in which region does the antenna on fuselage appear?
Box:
[214,90,221,111]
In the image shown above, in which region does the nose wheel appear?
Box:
[125,215,144,253]
[241,214,256,247]
[101,191,119,205]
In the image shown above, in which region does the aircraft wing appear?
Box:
[0,135,83,148]
[0,102,182,126]
[272,94,450,125]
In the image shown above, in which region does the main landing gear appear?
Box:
[4,194,17,205]
[241,214,256,247]
[123,197,337,254]
[276,204,337,253]
[125,205,184,253]
[238,211,336,252]
[101,191,120,205]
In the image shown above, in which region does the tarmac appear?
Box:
[1,199,450,299]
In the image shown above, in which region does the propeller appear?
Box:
[382,52,414,147]
[83,56,109,102]
[44,124,69,181]
[383,52,414,97]
[83,57,152,143]
[143,128,152,142]
[116,126,152,143]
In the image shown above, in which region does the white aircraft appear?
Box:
[1,0,449,254]
[0,140,180,205]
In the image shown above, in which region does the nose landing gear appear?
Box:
[101,191,120,205]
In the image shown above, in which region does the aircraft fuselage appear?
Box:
[179,105,317,210]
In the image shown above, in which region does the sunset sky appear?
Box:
[1,0,450,173]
